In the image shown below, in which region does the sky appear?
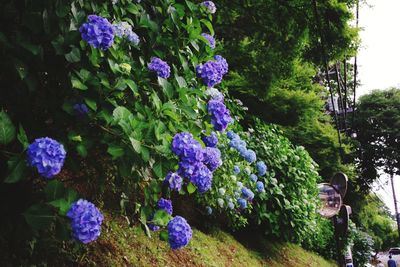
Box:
[357,0,400,215]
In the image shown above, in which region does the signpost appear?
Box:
[318,172,353,266]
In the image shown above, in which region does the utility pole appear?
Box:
[390,172,400,240]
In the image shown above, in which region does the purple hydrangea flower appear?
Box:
[227,201,235,210]
[214,55,228,75]
[167,216,192,250]
[164,172,183,191]
[207,99,232,131]
[244,149,256,163]
[201,132,218,148]
[202,147,222,172]
[256,161,267,176]
[172,132,203,162]
[205,88,224,101]
[201,1,216,14]
[80,15,114,50]
[148,223,160,231]
[66,199,104,244]
[250,174,258,183]
[241,187,254,201]
[73,103,89,115]
[237,198,247,209]
[206,206,213,215]
[233,165,240,175]
[112,21,140,45]
[189,162,213,193]
[196,61,223,87]
[148,57,171,78]
[256,181,265,192]
[201,33,216,49]
[178,160,201,179]
[157,198,173,215]
[27,137,66,178]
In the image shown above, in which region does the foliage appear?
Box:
[354,88,400,189]
[347,221,375,267]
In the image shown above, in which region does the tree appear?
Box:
[354,88,400,239]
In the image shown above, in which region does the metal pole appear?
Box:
[390,172,400,240]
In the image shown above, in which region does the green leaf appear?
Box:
[129,137,142,153]
[200,19,214,35]
[49,198,70,215]
[187,182,197,194]
[158,77,174,99]
[141,146,150,162]
[152,210,172,227]
[45,180,65,201]
[71,76,88,90]
[66,188,78,204]
[84,98,97,111]
[76,143,87,158]
[175,76,187,88]
[113,106,132,122]
[150,92,162,111]
[65,47,81,63]
[23,204,55,231]
[153,161,163,178]
[17,124,29,149]
[4,155,28,183]
[107,145,125,159]
[159,230,169,241]
[126,79,138,95]
[0,111,16,145]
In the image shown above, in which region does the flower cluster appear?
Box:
[164,172,183,191]
[241,187,254,201]
[167,216,193,250]
[233,165,240,175]
[66,199,104,244]
[203,147,222,172]
[201,1,216,14]
[201,131,218,148]
[27,137,66,178]
[256,161,267,176]
[196,55,229,87]
[207,99,232,131]
[228,131,257,163]
[80,15,114,50]
[201,33,215,49]
[112,21,140,45]
[148,57,171,79]
[73,103,89,115]
[205,87,224,101]
[256,181,265,193]
[157,198,173,215]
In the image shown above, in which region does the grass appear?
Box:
[78,212,336,267]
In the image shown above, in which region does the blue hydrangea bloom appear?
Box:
[256,181,265,192]
[80,15,114,50]
[190,162,213,193]
[148,57,171,78]
[112,21,140,45]
[250,174,258,183]
[241,187,254,201]
[201,33,216,49]
[201,1,216,14]
[148,223,160,231]
[157,198,173,215]
[196,61,223,87]
[206,206,213,215]
[205,87,224,101]
[256,161,267,176]
[178,160,201,179]
[201,132,218,148]
[127,31,140,45]
[172,132,203,163]
[214,55,228,75]
[66,199,104,244]
[207,99,232,131]
[236,181,243,189]
[27,137,66,178]
[167,216,192,250]
[237,198,247,209]
[202,147,222,172]
[218,188,226,196]
[233,165,240,175]
[227,131,239,140]
[227,201,235,210]
[73,103,89,115]
[164,172,183,191]
[244,149,256,163]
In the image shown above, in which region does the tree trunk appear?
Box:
[390,172,400,240]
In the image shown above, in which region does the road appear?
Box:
[375,252,400,266]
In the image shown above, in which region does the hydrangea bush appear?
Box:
[0,0,321,257]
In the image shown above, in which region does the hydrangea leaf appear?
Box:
[152,210,172,227]
[107,145,124,160]
[45,180,66,201]
[0,111,16,145]
[4,155,28,183]
[23,204,55,231]
[159,230,169,241]
[17,124,29,149]
[187,182,196,194]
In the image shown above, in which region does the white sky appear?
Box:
[357,0,400,215]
